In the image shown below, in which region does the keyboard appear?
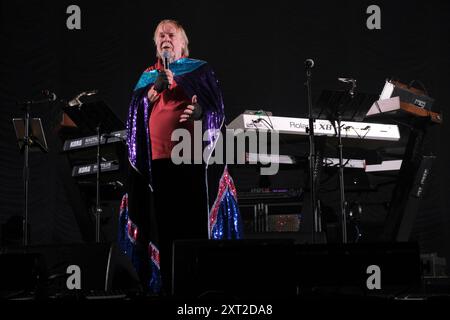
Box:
[227,114,400,141]
[245,152,402,172]
[72,161,119,177]
[63,130,126,151]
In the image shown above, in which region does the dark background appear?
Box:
[0,0,449,268]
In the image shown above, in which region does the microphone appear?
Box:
[304,58,315,69]
[42,90,57,101]
[68,89,99,107]
[84,89,98,97]
[338,78,357,96]
[338,77,356,84]
[162,50,171,70]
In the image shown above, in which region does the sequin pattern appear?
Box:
[122,58,242,293]
[118,193,161,294]
[209,167,242,239]
[143,96,152,183]
[134,58,207,91]
[148,241,161,292]
[127,94,139,168]
[148,242,160,269]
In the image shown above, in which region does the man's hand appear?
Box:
[153,70,174,93]
[147,86,160,103]
[180,95,203,123]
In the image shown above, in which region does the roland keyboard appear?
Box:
[227,114,400,142]
[245,153,403,172]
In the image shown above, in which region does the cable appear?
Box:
[258,118,274,131]
[260,109,275,130]
[254,112,309,159]
[352,125,371,139]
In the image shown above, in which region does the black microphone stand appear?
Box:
[63,90,121,244]
[336,80,356,244]
[23,102,31,246]
[95,125,103,243]
[305,60,320,242]
[336,112,347,244]
[335,79,358,243]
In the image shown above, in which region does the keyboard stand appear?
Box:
[63,96,125,243]
[314,88,377,244]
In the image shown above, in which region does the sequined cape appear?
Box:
[118,58,242,292]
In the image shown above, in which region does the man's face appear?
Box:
[155,23,185,62]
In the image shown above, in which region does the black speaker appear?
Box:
[0,243,141,298]
[173,240,422,298]
[295,242,422,294]
[0,252,45,299]
[173,239,298,298]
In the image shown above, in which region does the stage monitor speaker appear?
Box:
[0,252,45,299]
[295,242,422,294]
[173,239,298,299]
[0,243,141,298]
[173,240,422,298]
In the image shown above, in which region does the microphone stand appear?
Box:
[335,78,356,244]
[64,89,103,243]
[336,112,347,243]
[23,101,31,246]
[94,130,119,244]
[305,61,319,243]
[95,125,104,244]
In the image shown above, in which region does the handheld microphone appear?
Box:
[162,50,170,70]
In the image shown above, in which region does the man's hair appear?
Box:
[153,19,189,57]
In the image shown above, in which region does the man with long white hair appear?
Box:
[119,19,242,295]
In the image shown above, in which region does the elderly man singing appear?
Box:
[118,19,242,295]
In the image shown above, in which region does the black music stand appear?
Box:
[64,98,124,243]
[314,89,378,122]
[63,100,124,135]
[314,89,377,243]
[13,118,49,154]
[13,118,49,246]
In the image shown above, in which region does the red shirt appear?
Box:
[148,60,194,160]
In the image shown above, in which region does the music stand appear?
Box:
[314,89,378,122]
[12,118,49,246]
[63,100,124,135]
[63,98,124,243]
[13,118,49,153]
[314,89,377,243]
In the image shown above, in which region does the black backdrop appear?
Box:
[1,0,449,266]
